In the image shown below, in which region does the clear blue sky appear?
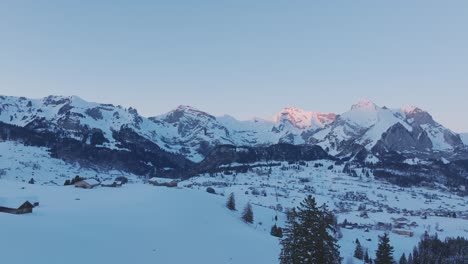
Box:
[0,1,467,131]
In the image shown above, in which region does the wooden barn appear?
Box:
[75,179,100,189]
[0,200,34,215]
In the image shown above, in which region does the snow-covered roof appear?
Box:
[101,180,115,185]
[0,197,38,208]
[83,179,100,185]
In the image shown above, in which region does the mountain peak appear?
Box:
[351,99,378,111]
[280,106,306,112]
[401,106,435,125]
[171,105,212,116]
[161,105,215,124]
[401,106,424,114]
[175,105,199,112]
[274,106,335,130]
[275,106,309,119]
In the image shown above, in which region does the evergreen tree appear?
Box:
[375,233,394,264]
[407,253,413,264]
[399,253,407,264]
[271,224,283,238]
[279,195,340,264]
[364,250,370,263]
[242,203,254,224]
[354,239,364,260]
[412,247,419,264]
[226,193,236,211]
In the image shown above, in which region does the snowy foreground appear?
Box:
[0,181,279,264]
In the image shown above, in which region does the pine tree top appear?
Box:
[375,233,395,264]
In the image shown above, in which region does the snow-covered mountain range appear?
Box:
[1,95,467,186]
[143,99,466,162]
[1,95,465,161]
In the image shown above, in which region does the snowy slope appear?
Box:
[0,181,279,264]
[462,133,468,145]
[0,141,138,184]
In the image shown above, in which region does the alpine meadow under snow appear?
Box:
[0,95,467,263]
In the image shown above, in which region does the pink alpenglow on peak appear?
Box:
[401,106,425,114]
[274,106,336,130]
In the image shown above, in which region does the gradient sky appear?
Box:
[0,1,467,132]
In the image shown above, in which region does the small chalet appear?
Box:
[75,179,100,189]
[148,177,178,187]
[0,199,35,214]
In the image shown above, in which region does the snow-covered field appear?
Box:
[0,181,279,264]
